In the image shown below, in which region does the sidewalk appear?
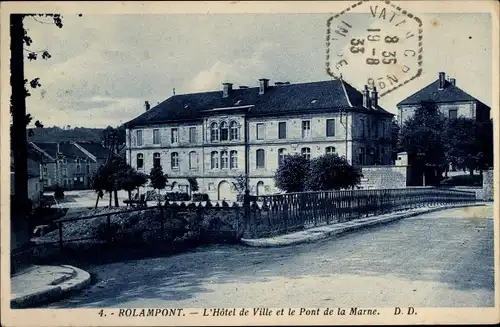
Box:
[10,265,91,309]
[241,203,487,247]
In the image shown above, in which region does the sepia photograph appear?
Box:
[1,1,498,326]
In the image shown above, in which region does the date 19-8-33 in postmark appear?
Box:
[326,0,423,97]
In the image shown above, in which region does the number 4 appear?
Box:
[98,310,104,317]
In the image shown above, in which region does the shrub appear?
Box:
[54,185,64,199]
[166,192,190,201]
[305,154,362,191]
[192,193,210,202]
[274,154,310,192]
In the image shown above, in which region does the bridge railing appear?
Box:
[244,187,477,238]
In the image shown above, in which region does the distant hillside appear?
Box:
[28,126,104,143]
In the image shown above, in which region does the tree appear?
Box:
[10,14,80,231]
[232,174,247,199]
[90,163,114,208]
[391,118,401,162]
[187,177,199,198]
[305,153,362,191]
[399,101,446,185]
[120,167,148,202]
[149,164,168,205]
[274,154,310,193]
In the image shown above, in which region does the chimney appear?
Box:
[362,85,371,108]
[239,85,249,89]
[144,101,150,111]
[222,82,233,98]
[449,78,456,86]
[370,87,378,108]
[438,72,446,90]
[259,78,270,95]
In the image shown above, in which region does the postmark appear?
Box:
[326,0,423,97]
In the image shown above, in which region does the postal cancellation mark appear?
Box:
[326,0,423,97]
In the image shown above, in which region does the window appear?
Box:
[360,119,366,138]
[220,151,229,169]
[208,183,215,191]
[86,164,90,174]
[136,130,143,146]
[302,120,311,138]
[325,146,336,154]
[449,109,458,119]
[220,122,229,141]
[359,147,365,165]
[210,122,219,142]
[171,152,179,169]
[153,152,161,167]
[136,153,144,169]
[189,127,197,143]
[230,150,238,169]
[326,119,335,137]
[230,121,239,140]
[189,151,198,169]
[278,122,287,139]
[171,128,178,144]
[256,149,265,168]
[43,166,48,175]
[62,168,68,177]
[76,159,81,173]
[153,129,160,144]
[211,151,219,169]
[301,147,311,160]
[278,148,287,166]
[256,123,265,140]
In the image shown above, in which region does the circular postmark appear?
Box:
[326,0,423,97]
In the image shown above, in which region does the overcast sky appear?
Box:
[23,12,492,128]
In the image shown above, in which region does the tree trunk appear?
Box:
[157,189,161,207]
[11,15,28,219]
[114,189,119,207]
[109,192,112,207]
[469,168,474,176]
[128,190,132,201]
[95,194,99,209]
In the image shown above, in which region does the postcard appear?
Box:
[1,0,499,326]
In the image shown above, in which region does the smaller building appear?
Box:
[30,141,111,190]
[397,72,491,127]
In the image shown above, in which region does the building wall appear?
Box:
[360,165,409,189]
[128,110,393,198]
[28,177,41,209]
[398,100,479,127]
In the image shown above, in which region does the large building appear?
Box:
[397,72,491,126]
[124,78,394,200]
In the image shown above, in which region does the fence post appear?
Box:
[243,190,251,238]
[58,221,63,250]
[159,203,164,241]
[283,201,289,233]
[106,214,111,243]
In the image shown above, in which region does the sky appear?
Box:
[23,12,492,128]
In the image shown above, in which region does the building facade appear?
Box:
[125,78,394,201]
[397,72,491,127]
[30,141,111,190]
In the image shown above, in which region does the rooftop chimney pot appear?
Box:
[145,101,151,111]
[370,87,378,108]
[362,85,371,108]
[259,78,270,95]
[438,72,446,90]
[222,83,233,98]
[449,78,456,86]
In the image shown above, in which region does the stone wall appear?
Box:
[360,165,409,189]
[482,169,494,201]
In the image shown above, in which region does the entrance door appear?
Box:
[256,181,265,196]
[218,180,234,201]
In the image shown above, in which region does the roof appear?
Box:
[32,142,91,160]
[33,142,59,159]
[397,79,488,106]
[125,79,393,127]
[76,142,111,160]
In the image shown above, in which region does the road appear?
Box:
[46,205,494,308]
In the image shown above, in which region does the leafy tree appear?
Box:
[149,164,168,205]
[232,174,247,200]
[274,154,310,193]
[399,101,446,185]
[187,177,199,198]
[391,119,401,162]
[305,153,362,191]
[90,163,114,208]
[120,167,148,202]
